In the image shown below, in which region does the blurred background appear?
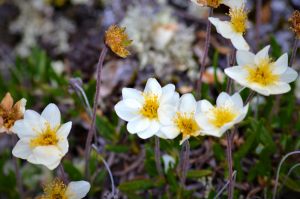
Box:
[0,0,300,198]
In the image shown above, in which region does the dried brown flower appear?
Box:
[290,10,300,38]
[191,0,221,8]
[105,25,132,58]
[0,93,26,133]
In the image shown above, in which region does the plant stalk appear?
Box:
[11,135,24,199]
[197,8,213,99]
[84,45,108,179]
[58,163,68,184]
[290,38,299,67]
[180,140,190,188]
[155,136,163,176]
[226,130,234,199]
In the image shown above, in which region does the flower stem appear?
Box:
[254,0,262,51]
[289,38,299,67]
[226,130,234,199]
[155,136,163,176]
[180,140,190,188]
[11,135,24,199]
[196,8,213,99]
[84,45,108,179]
[245,90,256,104]
[58,163,68,184]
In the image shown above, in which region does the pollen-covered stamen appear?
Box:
[38,178,67,199]
[246,58,279,86]
[209,106,237,128]
[174,112,200,137]
[30,123,59,147]
[140,93,159,119]
[229,7,248,34]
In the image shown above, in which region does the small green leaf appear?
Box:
[186,169,212,179]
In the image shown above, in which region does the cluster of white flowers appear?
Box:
[120,2,197,80]
[115,78,248,144]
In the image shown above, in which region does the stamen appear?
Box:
[174,112,200,138]
[209,107,236,128]
[139,93,159,119]
[30,123,59,148]
[38,178,67,199]
[229,7,248,34]
[246,58,279,86]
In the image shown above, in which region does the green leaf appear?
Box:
[63,160,83,181]
[280,175,300,192]
[118,178,164,192]
[186,169,212,179]
[105,145,129,153]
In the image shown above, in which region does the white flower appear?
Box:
[12,103,72,170]
[225,45,299,96]
[162,154,175,173]
[208,3,249,51]
[39,179,90,199]
[114,78,179,139]
[160,94,202,144]
[196,92,248,137]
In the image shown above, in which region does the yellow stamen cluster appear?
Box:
[209,107,236,128]
[37,179,67,199]
[196,0,221,8]
[246,58,279,86]
[174,112,200,138]
[0,93,25,132]
[229,7,248,34]
[289,10,300,38]
[105,25,132,58]
[140,93,159,119]
[30,123,59,147]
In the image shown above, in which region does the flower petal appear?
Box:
[209,18,234,39]
[179,93,197,113]
[280,68,298,83]
[231,92,244,109]
[41,103,61,129]
[12,120,37,138]
[144,78,162,97]
[12,139,32,159]
[127,117,150,133]
[225,66,248,87]
[24,110,47,133]
[57,139,69,156]
[266,82,291,95]
[114,99,141,122]
[198,100,214,113]
[32,146,63,170]
[160,125,180,139]
[255,45,270,64]
[57,122,72,138]
[122,88,143,103]
[236,50,255,66]
[273,53,288,74]
[158,105,176,126]
[216,92,231,107]
[137,121,160,139]
[66,181,91,199]
[222,0,246,8]
[230,34,249,51]
[160,84,178,105]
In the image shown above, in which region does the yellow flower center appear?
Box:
[139,93,159,119]
[209,107,236,128]
[246,58,279,86]
[38,179,67,199]
[229,7,248,33]
[30,123,59,148]
[174,112,200,138]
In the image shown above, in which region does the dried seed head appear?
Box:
[191,0,221,8]
[290,10,300,38]
[105,25,132,58]
[0,93,26,133]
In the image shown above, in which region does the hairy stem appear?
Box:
[214,170,237,199]
[84,46,108,179]
[180,140,190,188]
[245,90,256,104]
[155,136,163,176]
[254,0,262,51]
[58,163,68,184]
[11,135,24,199]
[196,8,213,99]
[226,130,234,199]
[92,144,116,195]
[272,151,300,199]
[289,38,299,67]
